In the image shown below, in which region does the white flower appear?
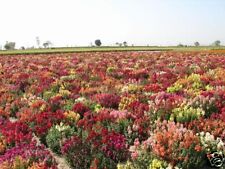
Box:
[199,131,205,137]
[55,122,69,132]
[129,146,136,152]
[205,132,214,142]
[216,139,224,151]
[75,97,87,103]
[174,166,182,169]
[166,164,173,169]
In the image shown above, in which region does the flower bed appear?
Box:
[0,51,224,169]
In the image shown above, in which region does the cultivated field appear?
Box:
[0,46,225,55]
[0,51,224,169]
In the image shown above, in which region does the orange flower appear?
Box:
[159,147,166,157]
[0,108,9,118]
[28,162,46,169]
[194,145,202,152]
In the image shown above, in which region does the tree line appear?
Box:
[0,39,223,50]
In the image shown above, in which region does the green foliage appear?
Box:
[1,46,225,55]
[167,83,183,93]
[43,41,52,48]
[95,39,102,46]
[43,91,56,101]
[63,99,75,111]
[46,123,76,154]
[93,152,117,169]
[194,42,200,47]
[170,106,205,123]
[62,136,92,169]
[4,42,16,50]
[213,40,221,47]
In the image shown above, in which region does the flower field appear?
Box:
[0,51,224,169]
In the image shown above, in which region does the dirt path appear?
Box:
[49,151,71,169]
[9,118,71,169]
[32,134,71,169]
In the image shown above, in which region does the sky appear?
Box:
[0,0,225,48]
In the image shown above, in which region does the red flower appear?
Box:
[92,93,120,108]
[73,102,90,116]
[0,121,32,146]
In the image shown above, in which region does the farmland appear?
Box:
[0,51,224,169]
[0,46,225,55]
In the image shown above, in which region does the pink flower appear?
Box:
[134,138,140,147]
[131,151,138,160]
[110,110,128,120]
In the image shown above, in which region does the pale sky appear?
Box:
[0,0,225,48]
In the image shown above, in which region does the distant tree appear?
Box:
[177,43,184,47]
[43,42,48,48]
[27,46,35,49]
[20,46,25,50]
[116,42,126,47]
[123,41,128,47]
[95,39,102,47]
[43,41,52,48]
[194,42,200,47]
[213,40,221,47]
[4,41,16,50]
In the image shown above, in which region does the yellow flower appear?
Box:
[117,161,135,169]
[54,93,62,97]
[149,159,167,169]
[94,104,102,113]
[121,84,142,93]
[117,163,124,169]
[69,69,76,75]
[59,89,71,97]
[64,111,80,122]
[187,73,201,82]
[171,105,205,122]
[205,85,213,91]
[40,104,46,112]
[167,83,183,93]
[119,95,137,110]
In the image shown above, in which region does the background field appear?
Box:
[1,46,225,55]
